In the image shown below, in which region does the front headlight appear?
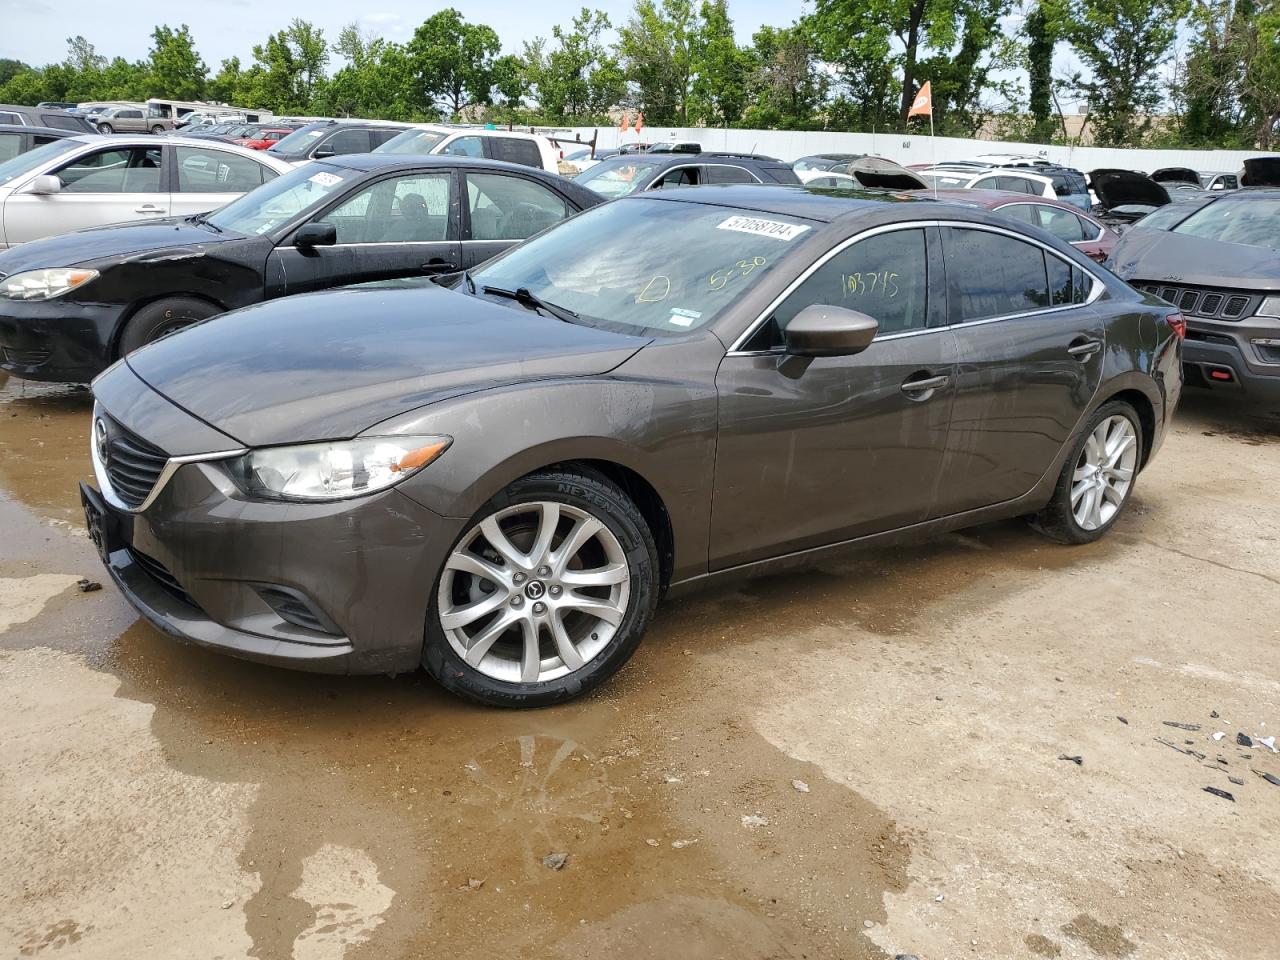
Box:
[1255,295,1280,318]
[228,435,452,502]
[0,268,99,301]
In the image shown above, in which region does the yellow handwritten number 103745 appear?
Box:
[843,271,900,298]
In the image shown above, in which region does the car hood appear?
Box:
[1109,228,1280,290]
[1090,169,1170,210]
[123,284,652,447]
[1241,157,1280,186]
[1151,167,1200,186]
[0,219,231,274]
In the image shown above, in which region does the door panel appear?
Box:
[266,170,459,296]
[710,226,956,570]
[938,226,1106,513]
[3,145,167,243]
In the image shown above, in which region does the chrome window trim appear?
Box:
[725,219,1105,356]
[91,404,247,514]
[992,200,1106,244]
[275,241,452,250]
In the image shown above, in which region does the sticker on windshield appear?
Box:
[716,215,809,242]
[308,171,342,188]
[667,307,701,327]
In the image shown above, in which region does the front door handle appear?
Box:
[1067,338,1103,359]
[901,373,950,397]
[135,204,164,214]
[421,259,457,274]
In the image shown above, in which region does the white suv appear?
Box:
[374,125,559,173]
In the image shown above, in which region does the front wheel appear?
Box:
[97,122,113,134]
[150,125,165,136]
[422,469,659,707]
[1033,400,1142,544]
[117,297,220,356]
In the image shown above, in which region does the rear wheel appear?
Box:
[117,297,221,356]
[1033,400,1142,544]
[422,469,659,707]
[150,124,165,136]
[97,122,113,134]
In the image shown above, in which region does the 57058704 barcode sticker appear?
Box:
[716,215,810,242]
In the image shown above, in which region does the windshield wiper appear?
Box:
[432,268,476,293]
[482,285,580,323]
[189,212,222,234]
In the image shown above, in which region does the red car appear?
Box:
[235,127,298,151]
[936,188,1118,262]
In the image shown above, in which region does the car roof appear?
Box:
[0,124,76,137]
[635,183,944,223]
[323,153,560,176]
[596,151,784,168]
[932,188,1100,217]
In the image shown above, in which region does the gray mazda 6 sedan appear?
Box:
[82,185,1184,707]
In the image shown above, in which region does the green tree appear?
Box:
[525,9,624,121]
[491,53,530,111]
[408,9,500,117]
[0,59,31,87]
[1063,0,1190,145]
[618,0,697,124]
[147,24,207,100]
[1239,1,1280,147]
[1024,3,1057,140]
[742,22,825,129]
[690,0,752,125]
[285,19,328,106]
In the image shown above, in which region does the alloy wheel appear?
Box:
[1071,415,1137,531]
[438,501,631,684]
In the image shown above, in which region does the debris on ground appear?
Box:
[76,578,101,593]
[934,894,945,902]
[1211,710,1220,718]
[894,955,922,960]
[1258,736,1277,753]
[742,813,770,828]
[1117,716,1128,725]
[1163,721,1201,731]
[1258,772,1280,787]
[542,852,569,871]
[1237,732,1254,747]
[1155,737,1206,760]
[791,779,810,793]
[1229,776,1245,786]
[1058,754,1083,766]
[1212,732,1226,741]
[466,878,484,890]
[671,838,699,849]
[1202,787,1235,802]
[644,838,659,847]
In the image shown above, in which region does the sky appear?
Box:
[0,0,795,68]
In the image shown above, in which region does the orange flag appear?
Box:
[908,81,932,118]
[620,112,631,133]
[635,111,645,133]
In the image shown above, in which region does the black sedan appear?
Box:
[82,185,1182,707]
[0,155,602,382]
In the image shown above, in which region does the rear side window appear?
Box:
[655,167,699,189]
[175,146,270,193]
[760,164,802,184]
[466,172,568,241]
[1031,204,1086,242]
[1047,256,1072,305]
[947,228,1050,320]
[120,110,143,120]
[41,114,83,131]
[441,136,484,158]
[0,111,21,125]
[775,228,930,335]
[0,133,20,162]
[705,165,757,184]
[487,137,542,168]
[369,129,401,148]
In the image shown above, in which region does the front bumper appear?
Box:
[0,298,122,382]
[84,399,467,675]
[1183,316,1280,407]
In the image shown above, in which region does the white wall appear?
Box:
[563,125,1275,173]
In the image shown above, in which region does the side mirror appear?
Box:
[783,304,880,357]
[294,222,337,249]
[30,174,62,195]
[312,145,335,159]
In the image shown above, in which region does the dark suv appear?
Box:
[575,151,801,198]
[266,121,410,165]
[0,103,95,133]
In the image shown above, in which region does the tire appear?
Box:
[117,297,221,356]
[1032,400,1143,544]
[97,122,113,134]
[423,468,659,708]
[150,125,165,136]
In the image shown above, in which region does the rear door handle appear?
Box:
[1067,339,1103,358]
[901,373,950,396]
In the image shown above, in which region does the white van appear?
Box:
[373,125,560,173]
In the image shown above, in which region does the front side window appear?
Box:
[655,166,699,189]
[321,129,372,157]
[441,136,484,158]
[467,173,568,241]
[472,197,811,335]
[56,147,161,193]
[175,147,270,193]
[317,172,450,243]
[947,228,1051,321]
[0,138,78,186]
[774,229,929,336]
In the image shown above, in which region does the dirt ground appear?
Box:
[1,371,1277,960]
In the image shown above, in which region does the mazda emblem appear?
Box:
[524,580,546,600]
[94,418,109,466]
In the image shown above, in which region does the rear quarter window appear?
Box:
[759,164,801,184]
[487,137,543,168]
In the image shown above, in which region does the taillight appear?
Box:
[1166,312,1186,339]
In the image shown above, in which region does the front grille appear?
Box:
[127,546,197,608]
[2,346,51,366]
[103,419,169,508]
[1137,283,1261,321]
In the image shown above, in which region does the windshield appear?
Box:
[575,159,662,198]
[794,158,833,172]
[1171,198,1280,251]
[374,129,447,155]
[472,197,811,335]
[1130,203,1197,232]
[0,138,81,187]
[205,163,356,235]
[268,126,326,155]
[919,173,975,189]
